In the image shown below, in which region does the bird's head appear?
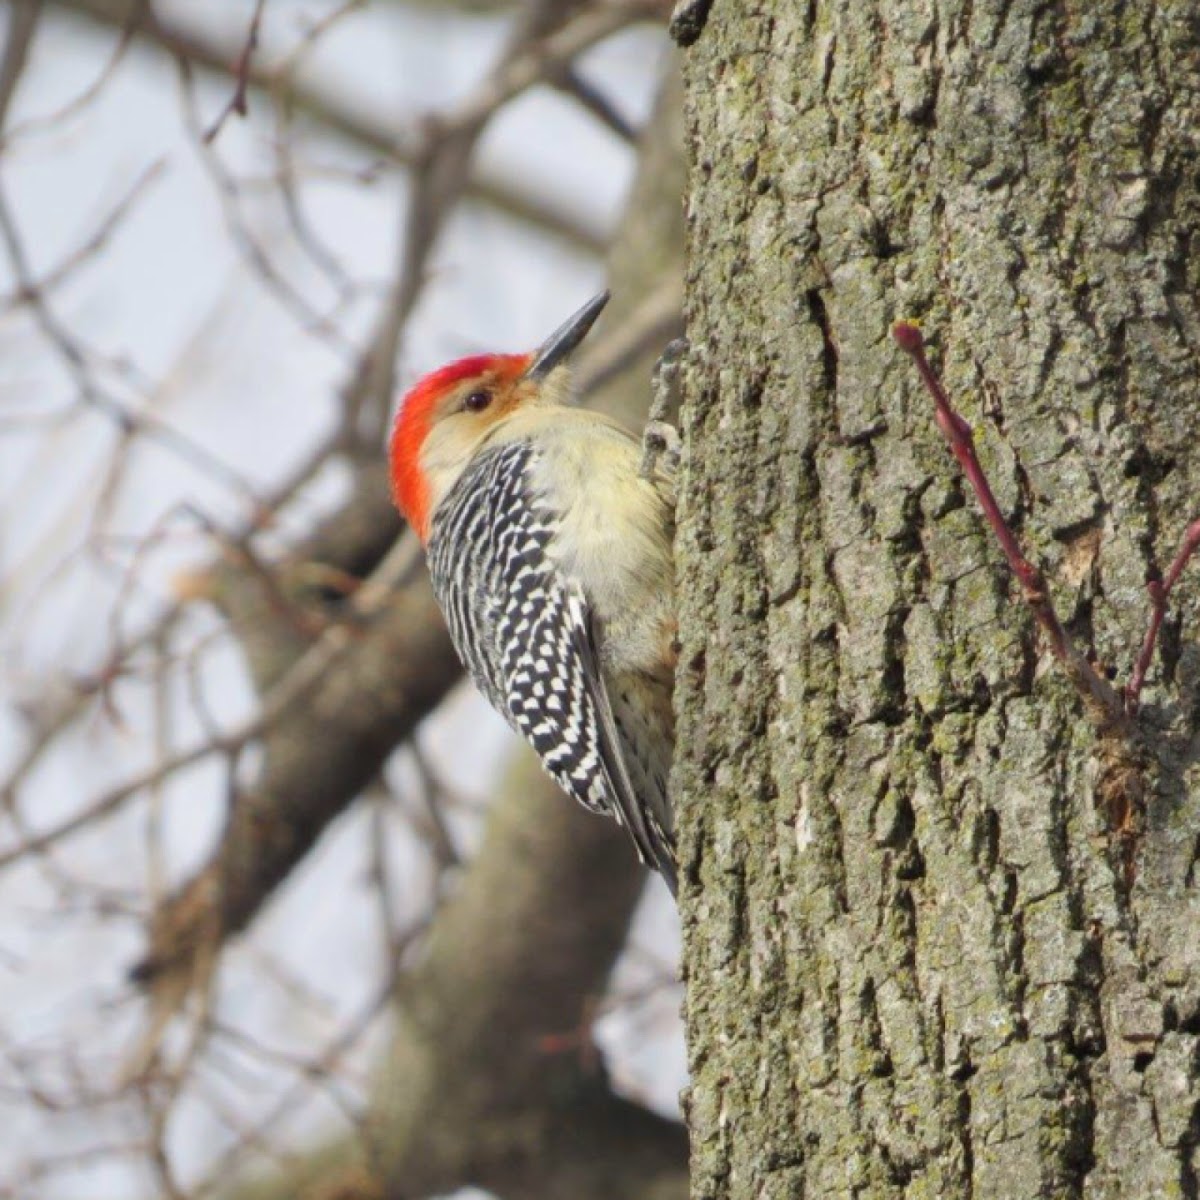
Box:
[389,291,609,541]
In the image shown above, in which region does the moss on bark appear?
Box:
[675,4,1200,1197]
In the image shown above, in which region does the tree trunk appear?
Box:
[675,4,1200,1198]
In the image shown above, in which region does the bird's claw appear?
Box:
[640,337,688,479]
[641,420,681,478]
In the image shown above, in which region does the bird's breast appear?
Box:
[526,424,675,677]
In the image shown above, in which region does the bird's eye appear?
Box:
[463,390,492,413]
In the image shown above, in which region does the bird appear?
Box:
[388,291,678,893]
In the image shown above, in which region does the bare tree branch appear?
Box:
[48,0,646,252]
[0,0,40,128]
[202,0,267,142]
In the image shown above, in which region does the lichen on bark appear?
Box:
[674,3,1200,1197]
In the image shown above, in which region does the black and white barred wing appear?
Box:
[428,442,667,881]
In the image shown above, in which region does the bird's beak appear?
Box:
[525,290,610,380]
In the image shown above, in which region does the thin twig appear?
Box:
[55,0,610,252]
[892,322,1130,735]
[177,59,360,358]
[0,175,262,499]
[0,158,167,314]
[0,532,422,873]
[1126,517,1200,713]
[1,0,143,149]
[189,965,405,1196]
[203,0,268,143]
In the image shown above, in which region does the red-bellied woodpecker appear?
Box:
[388,292,678,893]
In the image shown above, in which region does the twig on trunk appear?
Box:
[892,321,1132,736]
[1125,517,1200,714]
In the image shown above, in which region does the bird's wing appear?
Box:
[501,575,675,891]
[429,441,676,891]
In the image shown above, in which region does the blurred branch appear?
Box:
[220,58,688,1200]
[0,0,40,128]
[370,753,686,1200]
[219,765,685,1200]
[47,0,653,253]
[0,531,430,876]
[554,62,638,141]
[0,156,166,313]
[127,550,460,987]
[0,175,263,500]
[340,0,664,444]
[0,429,353,838]
[576,272,682,394]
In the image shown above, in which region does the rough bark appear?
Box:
[675,4,1200,1198]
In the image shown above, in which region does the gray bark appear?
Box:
[675,4,1200,1198]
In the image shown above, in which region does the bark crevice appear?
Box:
[677,3,1200,1197]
